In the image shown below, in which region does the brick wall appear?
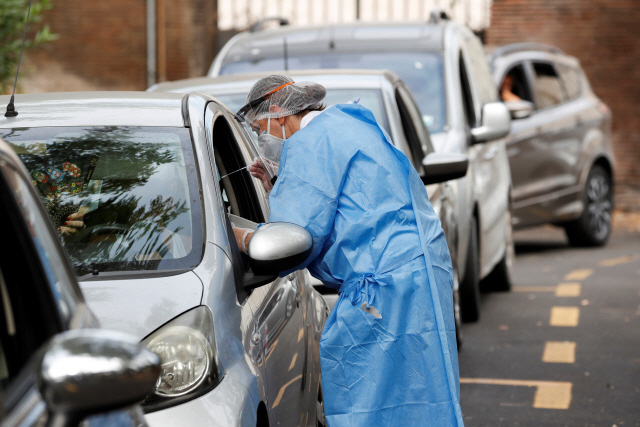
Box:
[487,0,640,211]
[30,0,218,90]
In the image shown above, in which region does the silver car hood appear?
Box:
[79,271,203,340]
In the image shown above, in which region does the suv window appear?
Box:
[500,64,534,103]
[1,127,204,279]
[556,64,582,101]
[532,62,567,109]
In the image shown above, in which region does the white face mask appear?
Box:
[257,119,286,176]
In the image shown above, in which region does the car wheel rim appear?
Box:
[586,173,611,241]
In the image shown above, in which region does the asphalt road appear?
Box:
[458,225,640,427]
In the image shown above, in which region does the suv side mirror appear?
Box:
[420,152,469,185]
[37,329,161,427]
[247,222,313,278]
[471,102,511,143]
[505,100,534,120]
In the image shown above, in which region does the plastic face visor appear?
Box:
[233,81,294,124]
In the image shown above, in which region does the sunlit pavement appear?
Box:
[458,224,640,427]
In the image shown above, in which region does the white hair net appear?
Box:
[242,75,326,124]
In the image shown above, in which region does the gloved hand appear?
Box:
[232,227,254,253]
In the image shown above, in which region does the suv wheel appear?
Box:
[564,165,612,247]
[481,208,514,292]
[460,216,481,323]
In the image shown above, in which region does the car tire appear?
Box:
[453,266,463,349]
[316,378,326,427]
[460,216,481,323]
[564,165,613,247]
[481,208,514,292]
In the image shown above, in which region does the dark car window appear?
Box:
[0,127,204,279]
[532,62,567,109]
[500,64,533,103]
[556,64,582,101]
[459,53,476,128]
[220,52,447,134]
[0,164,62,392]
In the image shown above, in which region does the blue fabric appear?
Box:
[268,104,463,427]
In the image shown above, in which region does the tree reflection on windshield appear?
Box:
[1,126,202,277]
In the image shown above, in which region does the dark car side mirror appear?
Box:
[505,100,534,120]
[37,329,161,427]
[244,222,313,287]
[420,152,469,185]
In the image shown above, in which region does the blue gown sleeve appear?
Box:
[266,119,351,273]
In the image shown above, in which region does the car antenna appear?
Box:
[4,0,34,118]
[283,37,289,71]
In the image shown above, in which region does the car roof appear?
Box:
[0,92,187,128]
[217,21,446,70]
[151,69,400,96]
[488,43,580,69]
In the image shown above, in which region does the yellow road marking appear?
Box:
[288,352,298,371]
[555,283,581,297]
[599,255,638,267]
[550,307,580,327]
[564,269,593,281]
[265,339,278,362]
[513,286,557,292]
[542,341,576,363]
[298,327,304,342]
[271,374,303,409]
[460,378,572,409]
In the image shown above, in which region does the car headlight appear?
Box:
[141,306,223,412]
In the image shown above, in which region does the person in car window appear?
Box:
[500,74,522,102]
[233,75,463,427]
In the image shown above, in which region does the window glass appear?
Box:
[533,62,566,109]
[500,64,533,103]
[1,127,203,279]
[459,53,476,128]
[220,52,447,134]
[556,64,581,100]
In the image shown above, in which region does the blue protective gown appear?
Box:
[268,104,464,427]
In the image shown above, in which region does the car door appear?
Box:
[206,106,311,425]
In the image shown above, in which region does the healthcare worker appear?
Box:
[233,75,464,427]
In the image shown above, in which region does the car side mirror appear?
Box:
[471,102,511,143]
[505,100,534,120]
[37,329,161,427]
[420,152,469,185]
[247,222,313,278]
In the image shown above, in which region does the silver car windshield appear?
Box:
[217,88,390,135]
[1,126,203,279]
[220,52,445,133]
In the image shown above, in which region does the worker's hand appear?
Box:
[249,161,274,193]
[232,227,254,253]
[58,212,85,236]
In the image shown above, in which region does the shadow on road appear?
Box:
[515,240,568,255]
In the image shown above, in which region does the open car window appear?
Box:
[0,126,203,279]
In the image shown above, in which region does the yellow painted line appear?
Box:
[288,352,298,371]
[542,341,576,363]
[550,307,580,327]
[265,339,278,362]
[460,378,572,409]
[512,286,557,292]
[564,269,593,281]
[555,283,581,297]
[271,374,303,409]
[297,327,304,342]
[598,255,638,267]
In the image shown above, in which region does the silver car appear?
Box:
[0,137,160,427]
[489,43,615,246]
[148,68,469,345]
[208,17,514,323]
[0,92,328,427]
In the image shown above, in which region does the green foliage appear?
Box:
[0,0,57,93]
